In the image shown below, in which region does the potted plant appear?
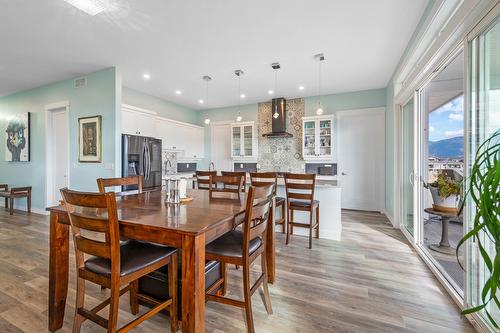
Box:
[426,171,463,214]
[457,130,499,329]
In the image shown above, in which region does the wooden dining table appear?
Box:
[47,189,276,333]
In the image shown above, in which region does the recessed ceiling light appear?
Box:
[299,86,305,91]
[175,90,182,95]
[199,99,204,104]
[240,94,246,99]
[268,90,274,95]
[62,0,109,16]
[142,73,151,80]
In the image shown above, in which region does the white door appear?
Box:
[337,108,385,211]
[211,123,232,171]
[47,108,69,205]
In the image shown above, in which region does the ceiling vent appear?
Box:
[74,77,87,88]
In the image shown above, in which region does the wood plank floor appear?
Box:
[0,208,474,332]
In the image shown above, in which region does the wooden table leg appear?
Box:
[266,198,276,284]
[181,233,205,333]
[48,212,70,332]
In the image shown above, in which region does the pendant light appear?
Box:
[235,69,244,122]
[315,53,325,115]
[271,62,281,119]
[202,75,212,125]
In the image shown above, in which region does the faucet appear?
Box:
[209,161,215,171]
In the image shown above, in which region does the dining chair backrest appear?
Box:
[249,172,278,195]
[196,171,217,190]
[284,173,316,206]
[209,175,244,200]
[97,176,142,193]
[60,188,121,276]
[242,185,274,256]
[221,171,247,192]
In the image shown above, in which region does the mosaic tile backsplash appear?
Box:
[257,98,305,173]
[162,150,178,175]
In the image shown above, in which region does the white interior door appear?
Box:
[46,107,69,206]
[210,123,232,171]
[337,108,385,211]
[53,110,69,202]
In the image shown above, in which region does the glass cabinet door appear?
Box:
[303,120,316,156]
[243,125,253,156]
[319,119,332,156]
[232,126,241,156]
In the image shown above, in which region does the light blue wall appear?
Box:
[198,88,386,169]
[384,0,435,219]
[0,67,120,211]
[122,87,200,125]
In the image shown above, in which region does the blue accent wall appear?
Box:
[0,67,120,211]
[122,87,200,124]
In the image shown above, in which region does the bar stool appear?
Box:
[250,172,286,233]
[284,173,319,249]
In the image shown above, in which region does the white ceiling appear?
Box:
[0,0,428,110]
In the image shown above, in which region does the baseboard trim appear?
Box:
[381,209,395,227]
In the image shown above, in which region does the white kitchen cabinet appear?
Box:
[122,104,204,161]
[122,108,157,138]
[302,115,334,161]
[231,122,257,160]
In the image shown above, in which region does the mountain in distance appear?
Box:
[429,136,464,158]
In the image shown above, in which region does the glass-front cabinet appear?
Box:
[231,121,257,159]
[302,115,334,160]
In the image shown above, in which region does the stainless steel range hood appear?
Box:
[262,98,293,138]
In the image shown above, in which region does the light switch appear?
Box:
[105,163,114,170]
[240,164,243,169]
[187,163,189,168]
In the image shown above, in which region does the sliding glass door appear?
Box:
[401,98,415,236]
[467,15,500,329]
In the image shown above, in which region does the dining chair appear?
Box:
[250,172,286,233]
[284,173,319,249]
[209,174,245,201]
[195,170,217,190]
[205,184,274,333]
[60,188,178,333]
[97,175,142,194]
[221,171,247,192]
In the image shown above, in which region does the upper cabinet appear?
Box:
[122,105,204,161]
[231,122,257,160]
[302,115,334,161]
[122,107,158,138]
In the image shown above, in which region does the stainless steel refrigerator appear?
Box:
[122,134,162,191]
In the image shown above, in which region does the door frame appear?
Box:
[337,107,386,212]
[45,101,70,208]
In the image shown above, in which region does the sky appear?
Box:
[428,94,464,142]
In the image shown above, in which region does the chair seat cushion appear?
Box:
[275,196,285,206]
[289,199,320,209]
[85,240,177,277]
[206,230,262,259]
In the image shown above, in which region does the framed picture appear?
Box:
[78,116,102,163]
[5,112,30,162]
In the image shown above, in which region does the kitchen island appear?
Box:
[184,173,342,241]
[276,178,342,241]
